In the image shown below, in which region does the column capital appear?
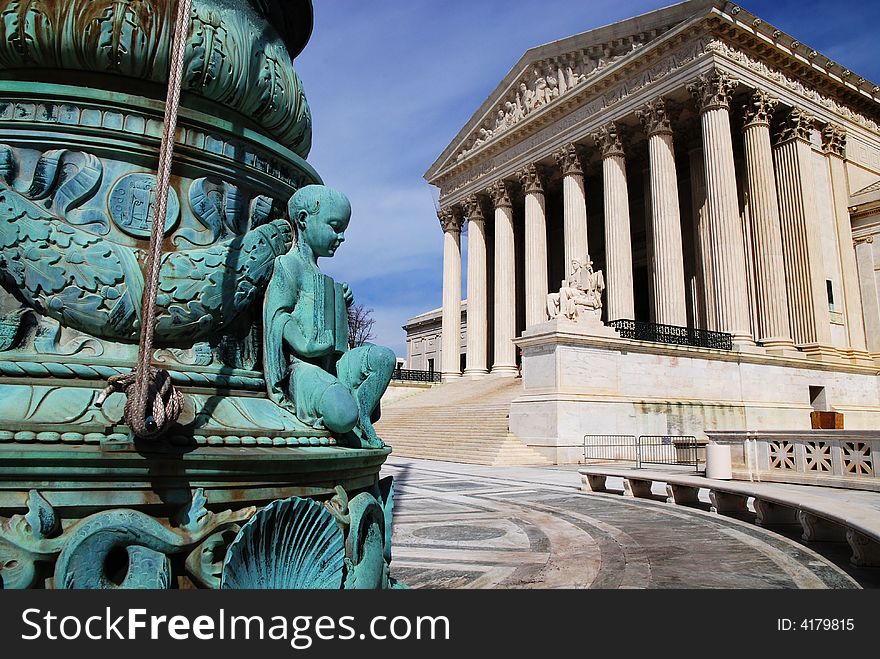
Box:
[487,180,515,209]
[854,235,875,246]
[518,163,545,195]
[637,98,673,137]
[776,107,815,145]
[590,122,625,158]
[742,90,779,129]
[554,143,584,176]
[688,70,739,113]
[465,194,488,223]
[822,123,847,158]
[438,206,462,233]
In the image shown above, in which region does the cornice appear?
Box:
[428,4,880,192]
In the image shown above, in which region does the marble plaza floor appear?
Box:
[382,457,878,589]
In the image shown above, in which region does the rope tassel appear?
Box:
[97,369,185,440]
[99,0,192,439]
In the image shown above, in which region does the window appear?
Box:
[826,280,834,309]
[809,386,827,412]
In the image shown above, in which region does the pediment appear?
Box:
[425,0,718,182]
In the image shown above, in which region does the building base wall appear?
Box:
[511,320,880,464]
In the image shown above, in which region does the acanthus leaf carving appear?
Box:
[554,143,584,176]
[487,180,514,209]
[688,69,739,112]
[637,98,673,137]
[742,90,779,128]
[822,123,847,157]
[591,122,626,159]
[776,107,815,144]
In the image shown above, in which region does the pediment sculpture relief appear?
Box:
[456,36,651,161]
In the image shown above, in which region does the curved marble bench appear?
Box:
[579,466,880,568]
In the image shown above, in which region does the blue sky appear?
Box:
[294,0,880,357]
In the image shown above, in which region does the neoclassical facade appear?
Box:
[414,0,880,461]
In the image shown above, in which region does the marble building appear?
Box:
[410,0,880,461]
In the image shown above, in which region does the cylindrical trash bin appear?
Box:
[706,443,733,480]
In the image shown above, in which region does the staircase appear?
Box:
[376,377,551,466]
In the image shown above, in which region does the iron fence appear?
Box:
[608,319,733,350]
[581,435,638,463]
[580,434,705,471]
[637,435,704,469]
[391,368,441,383]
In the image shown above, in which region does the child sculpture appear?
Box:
[263,185,395,448]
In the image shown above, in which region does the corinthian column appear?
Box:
[554,143,589,278]
[637,99,687,327]
[488,180,518,376]
[823,124,870,361]
[688,71,753,344]
[518,164,548,327]
[773,108,833,351]
[591,123,634,322]
[854,237,880,355]
[463,195,489,378]
[741,90,794,350]
[688,139,713,330]
[439,207,463,380]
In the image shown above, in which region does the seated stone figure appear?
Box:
[263,185,395,448]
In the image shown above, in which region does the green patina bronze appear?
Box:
[0,0,399,590]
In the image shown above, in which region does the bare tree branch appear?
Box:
[347,303,376,348]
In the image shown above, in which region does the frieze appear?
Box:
[0,0,312,155]
[0,96,305,190]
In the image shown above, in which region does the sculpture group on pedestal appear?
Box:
[547,256,606,323]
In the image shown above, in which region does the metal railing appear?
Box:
[608,319,733,351]
[582,435,639,463]
[581,434,705,471]
[391,368,441,383]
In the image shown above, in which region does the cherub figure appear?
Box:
[263,185,395,449]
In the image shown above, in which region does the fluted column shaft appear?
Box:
[520,165,548,327]
[464,197,489,377]
[639,100,687,327]
[741,92,793,348]
[556,144,589,277]
[824,124,868,353]
[854,237,880,354]
[689,72,753,344]
[688,145,713,330]
[773,109,832,347]
[439,209,462,380]
[489,181,518,375]
[592,123,634,321]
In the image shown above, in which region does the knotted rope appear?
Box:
[97,0,191,439]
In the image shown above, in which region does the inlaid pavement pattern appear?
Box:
[382,457,866,589]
